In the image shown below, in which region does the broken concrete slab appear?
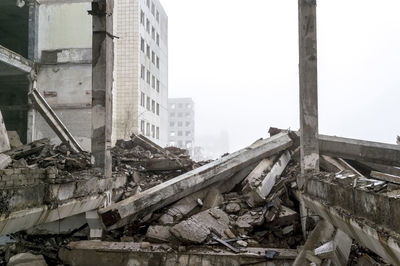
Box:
[371,171,400,185]
[241,156,277,193]
[26,213,87,235]
[270,127,400,167]
[218,162,259,193]
[59,241,298,266]
[292,220,335,266]
[274,205,299,227]
[245,151,291,207]
[145,225,171,243]
[0,111,10,153]
[99,132,293,230]
[0,154,11,169]
[7,252,47,266]
[170,207,230,244]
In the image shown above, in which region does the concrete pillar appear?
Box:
[298,0,319,174]
[91,0,114,177]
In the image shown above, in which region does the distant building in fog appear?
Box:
[168,98,195,154]
[194,131,229,161]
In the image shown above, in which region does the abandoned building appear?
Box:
[1,0,400,266]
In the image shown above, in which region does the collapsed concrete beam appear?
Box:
[245,151,291,207]
[270,127,400,167]
[0,111,10,153]
[303,195,400,265]
[357,161,400,177]
[98,132,293,230]
[0,193,109,236]
[0,44,34,75]
[59,241,298,266]
[370,171,400,185]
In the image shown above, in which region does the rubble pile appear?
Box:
[1,129,400,265]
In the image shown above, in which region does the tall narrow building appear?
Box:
[114,0,168,146]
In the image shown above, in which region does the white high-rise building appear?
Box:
[113,0,168,146]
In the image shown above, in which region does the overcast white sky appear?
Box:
[162,0,400,152]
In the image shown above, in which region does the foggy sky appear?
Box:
[163,0,400,152]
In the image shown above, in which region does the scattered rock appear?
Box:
[225,202,241,213]
[236,240,248,247]
[7,253,47,266]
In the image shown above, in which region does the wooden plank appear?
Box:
[298,0,319,173]
[98,133,293,230]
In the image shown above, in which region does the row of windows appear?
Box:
[170,112,192,118]
[145,0,160,23]
[140,11,160,46]
[169,140,193,148]
[140,65,160,92]
[140,92,160,115]
[170,131,192,137]
[140,120,160,139]
[170,121,191,127]
[140,38,160,69]
[170,103,192,110]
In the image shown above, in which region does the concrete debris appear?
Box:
[0,154,12,170]
[0,128,396,265]
[7,252,47,266]
[0,111,11,153]
[7,131,22,149]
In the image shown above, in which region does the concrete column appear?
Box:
[298,0,319,174]
[91,0,114,177]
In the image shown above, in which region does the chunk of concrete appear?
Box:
[7,252,47,266]
[0,154,11,169]
[99,133,293,230]
[145,225,171,243]
[201,187,223,210]
[0,111,10,153]
[225,202,241,214]
[170,208,230,244]
[245,151,291,207]
[274,205,299,226]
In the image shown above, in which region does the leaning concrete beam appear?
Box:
[98,133,293,230]
[245,151,291,207]
[28,89,83,153]
[303,195,400,265]
[59,241,298,266]
[0,194,108,236]
[0,44,34,74]
[0,111,10,153]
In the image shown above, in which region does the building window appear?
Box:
[156,56,159,69]
[152,51,155,64]
[156,33,160,46]
[185,112,190,117]
[140,65,145,79]
[146,70,150,84]
[151,124,155,138]
[151,75,155,89]
[156,103,160,115]
[178,140,183,147]
[185,121,191,127]
[151,2,155,16]
[140,38,145,52]
[151,27,155,40]
[156,127,160,139]
[170,131,175,137]
[140,10,145,25]
[140,120,145,134]
[146,123,150,136]
[170,104,176,109]
[146,0,150,8]
[146,19,150,33]
[140,92,145,107]
[151,100,155,113]
[186,104,192,109]
[146,44,150,58]
[156,11,159,23]
[178,113,183,118]
[178,121,182,127]
[169,122,175,127]
[185,131,191,137]
[170,112,176,117]
[178,131,183,136]
[156,79,160,92]
[146,96,150,111]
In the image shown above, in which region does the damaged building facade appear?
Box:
[1,0,400,266]
[0,0,168,150]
